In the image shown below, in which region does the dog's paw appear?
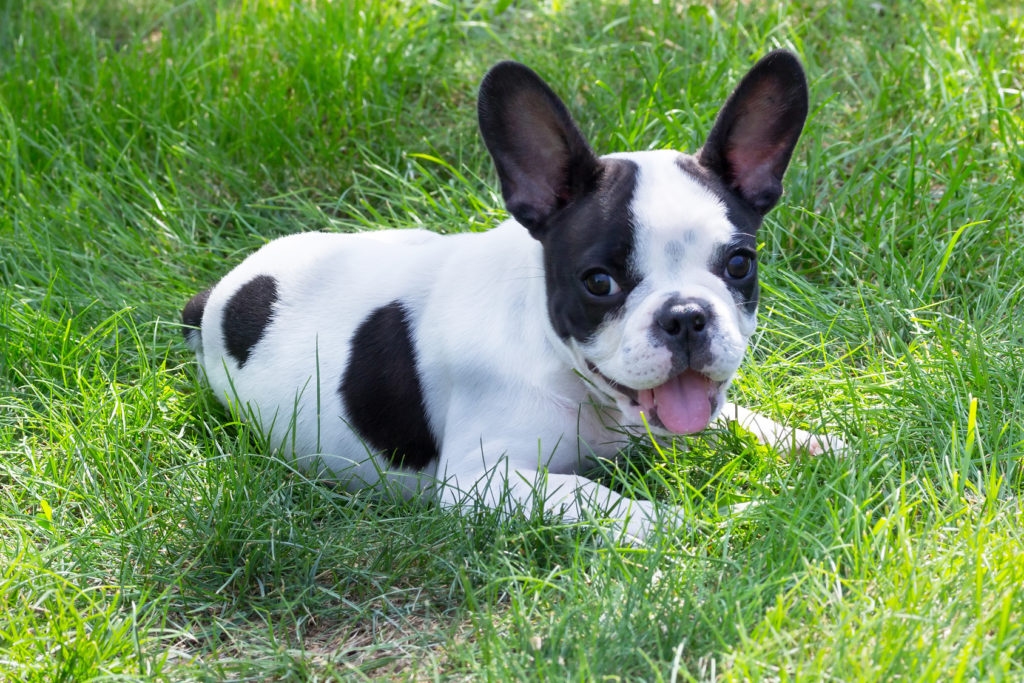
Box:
[718,404,847,458]
[798,430,848,457]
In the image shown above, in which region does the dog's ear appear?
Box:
[478,62,600,237]
[698,50,809,215]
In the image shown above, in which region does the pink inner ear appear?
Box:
[500,89,574,211]
[697,52,807,214]
[724,136,788,212]
[732,161,779,198]
[724,77,797,169]
[727,140,789,178]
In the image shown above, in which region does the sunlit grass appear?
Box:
[1,0,1022,679]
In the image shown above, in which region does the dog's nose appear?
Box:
[655,299,712,339]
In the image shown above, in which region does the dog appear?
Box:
[182,51,842,542]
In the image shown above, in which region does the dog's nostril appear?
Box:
[658,316,682,336]
[657,302,710,337]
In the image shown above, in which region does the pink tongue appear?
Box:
[638,370,714,434]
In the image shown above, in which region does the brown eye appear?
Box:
[725,253,753,279]
[582,271,621,296]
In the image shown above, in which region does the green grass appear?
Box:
[1,0,1022,679]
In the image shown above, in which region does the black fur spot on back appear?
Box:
[181,288,212,344]
[340,301,439,470]
[222,275,278,367]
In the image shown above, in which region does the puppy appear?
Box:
[183,51,840,541]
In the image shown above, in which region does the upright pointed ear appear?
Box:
[477,62,600,237]
[698,50,809,215]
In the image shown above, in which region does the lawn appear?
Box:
[1,0,1022,680]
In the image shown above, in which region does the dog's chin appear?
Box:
[586,362,728,436]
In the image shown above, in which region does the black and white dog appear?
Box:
[183,51,842,541]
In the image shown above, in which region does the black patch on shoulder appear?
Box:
[181,288,212,342]
[541,157,641,342]
[340,301,439,470]
[222,275,278,367]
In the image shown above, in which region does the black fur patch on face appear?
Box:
[339,301,438,470]
[222,275,278,367]
[541,157,640,342]
[181,288,211,343]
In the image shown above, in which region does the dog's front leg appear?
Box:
[716,403,846,456]
[436,459,678,543]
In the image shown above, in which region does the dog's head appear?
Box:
[477,53,808,435]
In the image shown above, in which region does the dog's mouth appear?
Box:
[586,362,719,435]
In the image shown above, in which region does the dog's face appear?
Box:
[477,53,808,435]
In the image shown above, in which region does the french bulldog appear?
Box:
[183,51,841,542]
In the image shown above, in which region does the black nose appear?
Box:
[655,299,712,339]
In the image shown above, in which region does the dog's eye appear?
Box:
[582,271,621,297]
[725,253,754,280]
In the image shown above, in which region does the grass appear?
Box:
[1,0,1022,679]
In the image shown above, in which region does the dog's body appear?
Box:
[183,52,840,541]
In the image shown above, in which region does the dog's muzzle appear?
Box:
[586,361,721,435]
